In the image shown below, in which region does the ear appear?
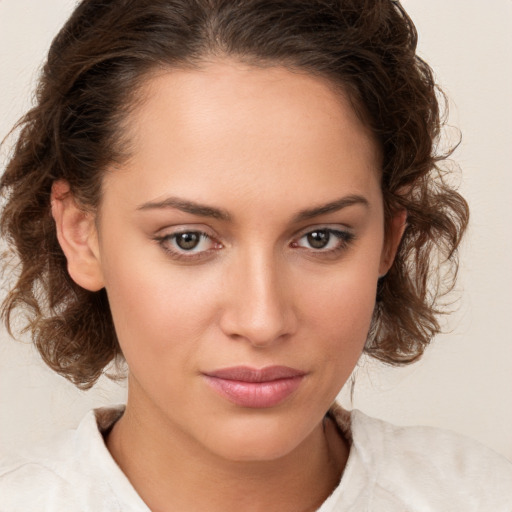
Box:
[51,180,104,292]
[379,208,407,277]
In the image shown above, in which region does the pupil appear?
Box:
[176,232,200,250]
[307,230,329,249]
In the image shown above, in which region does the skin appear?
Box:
[52,60,405,512]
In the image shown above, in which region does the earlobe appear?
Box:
[51,181,104,292]
[379,208,407,276]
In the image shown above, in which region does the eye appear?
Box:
[155,230,222,260]
[292,228,354,252]
[173,232,207,251]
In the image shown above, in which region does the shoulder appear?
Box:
[0,423,97,511]
[0,406,145,512]
[339,407,512,511]
[0,450,81,511]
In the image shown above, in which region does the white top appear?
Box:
[1,404,511,511]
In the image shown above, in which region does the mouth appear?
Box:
[202,366,306,408]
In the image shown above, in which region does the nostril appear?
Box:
[218,256,298,346]
[219,295,297,347]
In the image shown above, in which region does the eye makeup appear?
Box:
[153,224,356,264]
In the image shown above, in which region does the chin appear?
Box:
[201,410,319,463]
[214,435,302,463]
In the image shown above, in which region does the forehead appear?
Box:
[105,59,382,214]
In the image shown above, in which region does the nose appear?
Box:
[219,248,297,347]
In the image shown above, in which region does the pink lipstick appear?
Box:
[203,366,305,408]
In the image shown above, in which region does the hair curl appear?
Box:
[1,0,469,389]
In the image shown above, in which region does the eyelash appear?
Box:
[154,227,355,262]
[291,228,355,257]
[154,231,220,262]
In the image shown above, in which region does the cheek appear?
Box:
[300,256,380,363]
[312,278,376,342]
[101,248,219,360]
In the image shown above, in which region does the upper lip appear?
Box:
[204,366,306,383]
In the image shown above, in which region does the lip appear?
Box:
[203,366,306,408]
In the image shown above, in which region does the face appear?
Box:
[59,60,403,462]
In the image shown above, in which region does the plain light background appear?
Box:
[0,0,511,460]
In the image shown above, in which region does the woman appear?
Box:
[0,0,510,510]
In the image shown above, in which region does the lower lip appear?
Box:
[204,375,304,408]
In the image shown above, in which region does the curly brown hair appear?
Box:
[1,0,469,389]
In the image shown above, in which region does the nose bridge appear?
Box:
[220,244,295,346]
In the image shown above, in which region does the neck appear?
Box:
[106,399,349,512]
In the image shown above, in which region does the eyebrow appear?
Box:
[292,194,369,222]
[137,194,368,222]
[137,197,232,221]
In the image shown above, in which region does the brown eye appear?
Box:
[293,228,355,253]
[306,230,330,249]
[175,232,202,251]
[156,229,222,262]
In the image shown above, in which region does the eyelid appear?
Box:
[293,223,353,239]
[290,225,356,255]
[154,223,216,236]
[152,223,355,263]
[153,226,223,262]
